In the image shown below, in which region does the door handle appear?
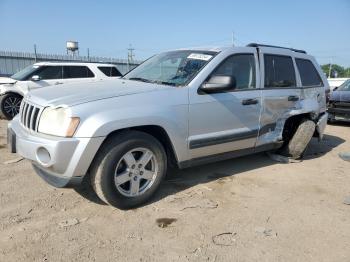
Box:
[242,98,259,105]
[288,95,299,101]
[54,82,63,85]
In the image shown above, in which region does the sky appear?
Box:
[0,0,349,66]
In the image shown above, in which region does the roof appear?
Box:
[177,44,309,54]
[177,46,231,52]
[33,62,117,67]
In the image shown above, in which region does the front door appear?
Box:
[188,50,262,159]
[27,66,64,90]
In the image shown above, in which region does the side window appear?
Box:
[63,66,95,79]
[296,59,323,87]
[264,55,296,88]
[98,66,122,77]
[212,54,256,89]
[36,66,63,80]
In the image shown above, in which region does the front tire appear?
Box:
[90,131,167,209]
[0,93,23,120]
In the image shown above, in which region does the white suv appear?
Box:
[0,62,122,119]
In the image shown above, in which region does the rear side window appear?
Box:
[98,66,122,77]
[212,54,256,89]
[296,59,323,87]
[264,55,296,88]
[63,66,94,79]
[35,66,63,80]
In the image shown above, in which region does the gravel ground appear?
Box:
[0,119,349,262]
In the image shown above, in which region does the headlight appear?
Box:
[38,107,80,137]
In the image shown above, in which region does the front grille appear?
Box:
[20,101,41,131]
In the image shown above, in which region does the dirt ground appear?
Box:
[0,119,349,262]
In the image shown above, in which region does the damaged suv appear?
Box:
[8,44,328,209]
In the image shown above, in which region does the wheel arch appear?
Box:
[0,90,23,97]
[281,112,318,142]
[93,125,179,169]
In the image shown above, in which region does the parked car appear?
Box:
[8,44,328,209]
[0,62,122,120]
[328,79,350,122]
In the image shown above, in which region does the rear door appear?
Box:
[257,48,302,146]
[62,66,96,84]
[188,48,262,159]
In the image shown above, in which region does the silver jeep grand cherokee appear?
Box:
[8,44,328,209]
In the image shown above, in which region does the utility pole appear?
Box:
[34,44,37,62]
[87,48,90,62]
[127,44,135,64]
[328,58,332,78]
[328,57,333,78]
[127,44,135,72]
[231,31,235,47]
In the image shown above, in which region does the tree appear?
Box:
[321,64,350,78]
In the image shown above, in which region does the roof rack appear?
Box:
[247,43,307,54]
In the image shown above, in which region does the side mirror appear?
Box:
[31,75,41,81]
[200,75,236,93]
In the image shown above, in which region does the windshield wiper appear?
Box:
[152,80,177,86]
[127,77,177,86]
[128,77,152,83]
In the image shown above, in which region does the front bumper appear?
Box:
[8,117,105,188]
[328,107,350,122]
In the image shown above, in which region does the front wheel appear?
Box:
[0,93,23,120]
[90,131,167,209]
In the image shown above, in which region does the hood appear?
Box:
[0,77,16,85]
[27,78,164,107]
[330,90,350,102]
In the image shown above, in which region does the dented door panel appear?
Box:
[257,87,326,146]
[257,89,302,146]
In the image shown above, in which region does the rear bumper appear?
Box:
[8,117,105,188]
[316,113,328,140]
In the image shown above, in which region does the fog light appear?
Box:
[36,147,51,165]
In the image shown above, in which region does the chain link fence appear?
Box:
[0,50,141,76]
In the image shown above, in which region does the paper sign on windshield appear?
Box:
[187,53,212,61]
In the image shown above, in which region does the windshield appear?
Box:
[124,50,217,86]
[11,65,40,81]
[338,79,350,91]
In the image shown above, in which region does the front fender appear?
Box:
[72,89,189,162]
[0,84,24,96]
